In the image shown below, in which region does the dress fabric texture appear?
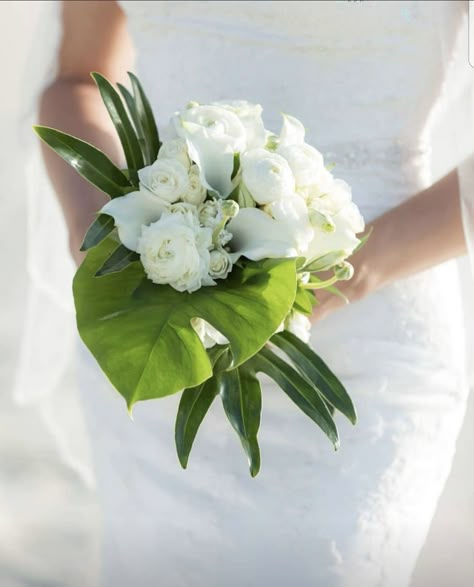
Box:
[13,2,474,586]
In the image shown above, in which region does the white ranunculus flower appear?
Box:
[286,311,311,343]
[241,148,296,205]
[100,189,168,251]
[278,143,325,187]
[209,248,233,279]
[183,164,207,205]
[191,318,229,349]
[173,104,247,197]
[212,100,266,149]
[139,158,189,203]
[157,138,191,170]
[137,211,214,293]
[175,104,247,152]
[306,177,353,215]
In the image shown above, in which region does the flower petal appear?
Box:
[228,207,298,261]
[179,120,235,198]
[279,113,306,146]
[100,190,168,251]
[305,207,362,262]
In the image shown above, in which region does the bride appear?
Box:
[18,1,473,585]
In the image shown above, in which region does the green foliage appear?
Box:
[33,126,133,198]
[73,237,297,410]
[271,331,356,424]
[91,72,144,184]
[80,214,115,251]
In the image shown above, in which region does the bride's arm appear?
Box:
[39,0,133,265]
[313,168,468,321]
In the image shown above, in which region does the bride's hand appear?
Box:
[310,235,377,323]
[311,168,466,323]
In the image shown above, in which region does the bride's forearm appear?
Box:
[39,79,123,263]
[368,169,467,291]
[312,169,467,321]
[38,0,133,264]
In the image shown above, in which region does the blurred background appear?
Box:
[0,2,473,585]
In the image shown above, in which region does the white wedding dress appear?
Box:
[13,1,474,586]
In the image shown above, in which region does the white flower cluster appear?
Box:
[100,100,364,342]
[101,138,235,293]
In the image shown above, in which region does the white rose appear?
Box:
[139,159,189,203]
[278,143,325,187]
[137,211,214,293]
[285,311,311,343]
[183,164,207,205]
[169,201,199,216]
[157,138,191,170]
[241,148,296,205]
[212,100,266,149]
[191,318,229,349]
[209,248,233,279]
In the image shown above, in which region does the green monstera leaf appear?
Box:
[73,238,297,410]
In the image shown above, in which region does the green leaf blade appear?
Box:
[219,365,262,477]
[80,214,115,251]
[91,72,144,182]
[128,71,161,162]
[175,377,219,469]
[117,82,149,164]
[95,244,140,277]
[73,239,297,409]
[251,346,339,449]
[271,330,357,425]
[33,126,132,198]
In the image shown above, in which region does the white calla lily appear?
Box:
[228,207,299,261]
[177,119,235,198]
[268,194,314,254]
[100,190,168,252]
[279,113,306,146]
[305,202,364,262]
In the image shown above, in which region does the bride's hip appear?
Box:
[310,259,467,393]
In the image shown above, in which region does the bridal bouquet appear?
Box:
[35,72,364,476]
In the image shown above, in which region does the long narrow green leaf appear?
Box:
[117,82,149,164]
[219,365,261,477]
[175,377,219,469]
[91,72,144,184]
[34,126,132,198]
[95,244,140,277]
[80,214,115,251]
[271,330,357,424]
[128,71,160,162]
[250,346,339,448]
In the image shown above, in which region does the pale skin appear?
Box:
[40,1,467,321]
